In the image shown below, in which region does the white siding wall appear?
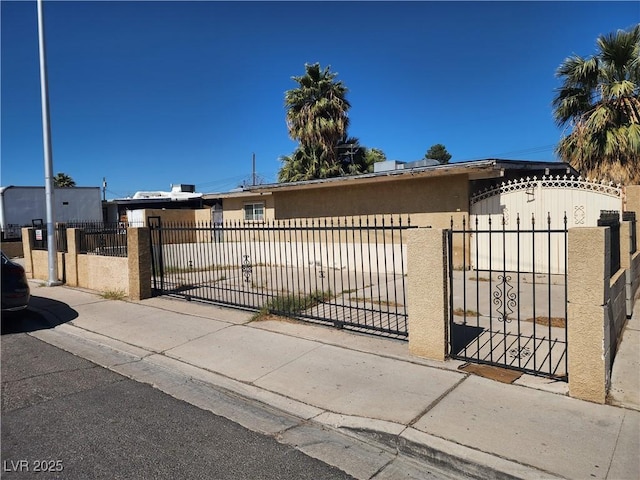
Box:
[0,186,102,237]
[471,177,623,274]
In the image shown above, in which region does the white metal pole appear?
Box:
[37,0,61,286]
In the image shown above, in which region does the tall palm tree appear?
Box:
[553,25,640,185]
[282,63,351,176]
[278,145,335,183]
[53,172,76,187]
[279,136,374,183]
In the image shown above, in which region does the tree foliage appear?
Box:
[425,144,452,164]
[285,63,350,163]
[53,172,76,187]
[278,137,383,182]
[279,63,377,182]
[364,148,387,168]
[553,25,640,184]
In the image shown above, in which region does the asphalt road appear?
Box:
[1,310,354,480]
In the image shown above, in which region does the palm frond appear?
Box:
[553,25,640,184]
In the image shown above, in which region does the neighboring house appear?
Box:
[0,185,103,239]
[104,184,213,224]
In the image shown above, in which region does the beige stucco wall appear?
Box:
[127,227,151,300]
[24,226,150,299]
[1,241,24,258]
[567,227,608,403]
[65,228,81,287]
[406,227,448,360]
[609,269,627,350]
[630,251,640,303]
[143,208,197,224]
[194,208,211,222]
[271,175,469,227]
[222,194,276,222]
[76,255,129,294]
[238,175,469,268]
[30,250,65,282]
[139,208,199,244]
[624,185,640,215]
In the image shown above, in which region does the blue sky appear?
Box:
[2,1,638,198]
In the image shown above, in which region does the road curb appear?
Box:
[315,413,563,480]
[396,428,563,480]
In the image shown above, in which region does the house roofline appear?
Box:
[221,159,575,196]
[0,185,100,192]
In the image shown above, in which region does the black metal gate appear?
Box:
[448,214,568,380]
[149,216,412,339]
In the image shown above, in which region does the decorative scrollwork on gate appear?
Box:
[574,205,586,225]
[503,207,510,226]
[470,175,622,205]
[242,255,252,283]
[509,346,531,360]
[492,275,517,323]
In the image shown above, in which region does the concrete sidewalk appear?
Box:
[19,282,640,479]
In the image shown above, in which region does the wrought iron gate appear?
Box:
[149,216,412,339]
[448,214,568,380]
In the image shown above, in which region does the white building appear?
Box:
[0,186,103,239]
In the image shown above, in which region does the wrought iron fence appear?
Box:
[622,211,637,255]
[598,211,621,277]
[76,222,130,257]
[149,217,414,339]
[448,214,568,380]
[29,222,134,257]
[29,223,68,252]
[1,223,30,241]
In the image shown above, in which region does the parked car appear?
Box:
[1,252,30,312]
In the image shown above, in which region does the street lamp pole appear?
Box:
[37,0,61,286]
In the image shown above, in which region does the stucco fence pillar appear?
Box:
[620,217,640,315]
[128,227,152,301]
[21,227,34,277]
[406,227,448,360]
[566,226,627,404]
[65,228,81,287]
[625,185,640,215]
[20,227,64,282]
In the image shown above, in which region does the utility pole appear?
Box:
[252,153,256,186]
[102,177,107,201]
[37,0,61,286]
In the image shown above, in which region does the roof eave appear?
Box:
[245,159,573,194]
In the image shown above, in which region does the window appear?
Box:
[244,203,264,221]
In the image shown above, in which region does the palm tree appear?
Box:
[553,25,640,184]
[281,63,351,180]
[53,172,76,187]
[279,136,375,183]
[279,145,338,183]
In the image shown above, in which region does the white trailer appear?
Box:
[0,186,103,239]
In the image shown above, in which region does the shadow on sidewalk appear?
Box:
[1,295,78,335]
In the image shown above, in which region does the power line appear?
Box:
[460,144,557,162]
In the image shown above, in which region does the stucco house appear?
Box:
[202,159,578,229]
